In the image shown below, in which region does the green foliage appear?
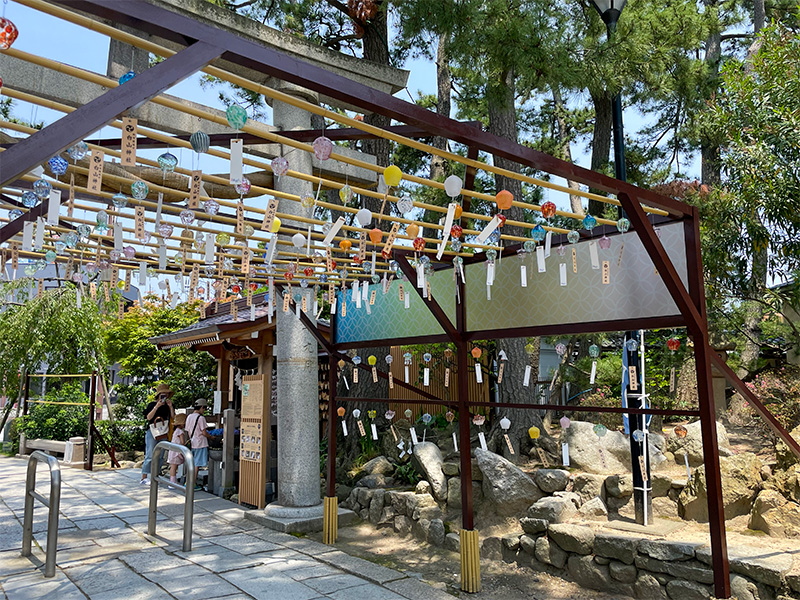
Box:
[15,382,90,444]
[735,365,800,432]
[0,283,106,398]
[96,420,146,453]
[577,386,622,430]
[393,462,420,486]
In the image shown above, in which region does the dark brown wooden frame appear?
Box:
[4,3,800,596]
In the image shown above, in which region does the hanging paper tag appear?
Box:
[158,242,167,270]
[242,247,250,274]
[121,117,138,166]
[423,367,430,386]
[520,264,527,287]
[537,447,550,467]
[436,203,457,260]
[398,283,405,302]
[358,230,367,263]
[562,443,570,466]
[341,421,348,437]
[301,294,308,313]
[476,215,501,244]
[572,247,577,273]
[390,425,398,441]
[103,282,111,303]
[236,201,245,235]
[475,363,483,383]
[356,420,366,437]
[341,298,346,317]
[639,455,649,481]
[629,366,638,390]
[118,301,125,319]
[135,206,146,240]
[259,197,279,231]
[353,366,359,383]
[11,243,19,271]
[684,453,692,482]
[87,150,104,193]
[283,293,290,312]
[478,431,488,451]
[34,217,45,251]
[322,217,345,246]
[590,361,597,384]
[589,241,600,270]
[404,291,410,309]
[544,231,552,258]
[189,170,202,208]
[138,261,147,285]
[388,371,394,389]
[444,368,450,387]
[371,423,378,440]
[154,191,164,228]
[369,289,376,306]
[486,262,495,286]
[37,279,44,297]
[76,285,82,308]
[523,364,531,387]
[405,365,410,383]
[124,269,131,292]
[670,367,676,392]
[498,361,505,384]
[559,262,567,287]
[22,221,34,252]
[200,303,207,319]
[618,241,625,266]
[229,139,244,184]
[452,431,459,453]
[536,246,546,273]
[602,260,610,284]
[90,282,97,301]
[410,427,419,445]
[47,190,62,225]
[381,222,401,256]
[111,266,119,286]
[504,434,515,455]
[68,173,75,217]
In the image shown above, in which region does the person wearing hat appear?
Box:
[141,383,175,485]
[184,399,211,490]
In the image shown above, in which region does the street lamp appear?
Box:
[589,0,628,30]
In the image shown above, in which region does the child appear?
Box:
[184,399,212,491]
[167,413,187,487]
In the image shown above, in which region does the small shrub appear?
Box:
[16,382,90,442]
[394,462,420,486]
[96,420,145,453]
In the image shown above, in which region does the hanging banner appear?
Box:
[189,170,202,208]
[121,117,138,166]
[229,139,244,184]
[87,150,105,193]
[47,190,62,225]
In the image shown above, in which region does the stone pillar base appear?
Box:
[244,502,357,534]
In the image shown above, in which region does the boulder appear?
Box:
[410,442,447,501]
[362,456,394,475]
[638,539,697,561]
[502,534,522,551]
[606,474,633,498]
[679,452,763,522]
[378,506,395,527]
[594,533,638,565]
[666,420,732,468]
[652,496,680,519]
[480,536,503,560]
[548,523,595,555]
[415,480,431,495]
[412,518,431,541]
[447,477,461,508]
[394,515,413,535]
[635,573,667,600]
[444,532,460,552]
[476,448,543,517]
[730,575,759,600]
[776,424,800,470]
[652,473,673,497]
[442,461,459,476]
[357,473,387,488]
[665,579,711,600]
[519,534,537,556]
[534,469,570,493]
[697,544,794,588]
[519,517,549,535]
[609,561,637,584]
[563,421,667,474]
[573,473,607,503]
[749,489,800,537]
[368,489,385,524]
[535,536,568,568]
[578,497,608,520]
[527,496,578,524]
[567,555,632,596]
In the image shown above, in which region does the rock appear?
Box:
[548,523,595,555]
[363,456,394,475]
[378,506,395,527]
[481,536,502,560]
[635,573,667,600]
[412,518,431,541]
[607,495,635,519]
[519,534,537,556]
[410,442,447,502]
[652,473,673,497]
[519,517,549,535]
[749,489,800,537]
[444,532,460,552]
[534,469,570,493]
[415,480,431,495]
[368,489,385,524]
[442,462,459,476]
[336,484,353,502]
[594,556,610,565]
[535,536,568,568]
[415,505,442,522]
[635,556,713,584]
[730,575,759,600]
[594,533,638,564]
[567,555,632,596]
[563,421,632,474]
[358,473,387,489]
[679,452,763,522]
[638,539,697,561]
[606,474,634,498]
[527,496,578,524]
[666,420,732,468]
[447,477,461,508]
[665,579,711,600]
[776,424,800,470]
[573,473,607,503]
[553,490,582,508]
[394,515,413,535]
[653,497,679,519]
[609,560,637,583]
[578,497,608,520]
[359,508,370,521]
[696,544,793,588]
[502,534,522,551]
[475,448,543,517]
[405,491,438,519]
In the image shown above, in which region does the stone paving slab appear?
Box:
[384,578,457,600]
[316,550,407,584]
[327,583,406,600]
[3,570,87,600]
[220,565,322,600]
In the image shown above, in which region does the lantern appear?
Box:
[598,236,611,250]
[453,204,463,219]
[496,190,513,210]
[272,156,289,177]
[190,131,210,154]
[292,233,305,248]
[617,217,631,233]
[560,416,571,429]
[674,425,688,438]
[397,196,414,214]
[383,165,402,187]
[235,177,251,196]
[271,217,281,233]
[0,17,19,50]
[444,175,462,198]
[339,185,353,203]
[226,105,247,129]
[582,214,597,230]
[368,355,377,366]
[499,417,511,431]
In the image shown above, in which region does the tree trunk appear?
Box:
[701,2,722,187]
[361,3,391,171]
[754,0,765,33]
[552,86,584,215]
[430,32,451,182]
[589,90,612,216]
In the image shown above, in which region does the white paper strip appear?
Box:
[475,363,483,383]
[520,264,527,287]
[453,431,459,453]
[250,303,256,321]
[342,421,348,436]
[590,361,597,384]
[22,221,34,252]
[523,364,532,387]
[405,365,410,383]
[536,246,546,273]
[486,262,495,286]
[423,368,430,386]
[139,261,147,285]
[158,241,167,270]
[410,428,419,445]
[47,190,61,225]
[544,231,552,258]
[76,286,82,308]
[562,443,570,466]
[229,139,244,184]
[114,223,123,250]
[404,293,410,309]
[306,224,312,256]
[205,235,215,264]
[155,192,164,227]
[478,431,488,451]
[589,241,600,270]
[476,215,501,244]
[329,298,336,316]
[416,263,425,289]
[265,237,278,266]
[322,216,345,246]
[371,423,378,440]
[34,218,45,251]
[436,203,457,260]
[560,262,568,287]
[362,280,369,301]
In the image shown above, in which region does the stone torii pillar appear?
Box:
[262,82,323,527]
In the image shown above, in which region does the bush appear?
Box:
[16,383,90,443]
[577,386,623,430]
[96,420,145,453]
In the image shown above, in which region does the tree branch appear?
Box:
[721,33,753,42]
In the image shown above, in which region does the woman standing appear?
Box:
[140,383,175,485]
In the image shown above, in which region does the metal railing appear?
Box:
[148,441,195,552]
[22,451,62,578]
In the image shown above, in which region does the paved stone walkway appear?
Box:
[0,456,453,600]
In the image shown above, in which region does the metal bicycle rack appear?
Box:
[148,441,196,552]
[22,451,62,578]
